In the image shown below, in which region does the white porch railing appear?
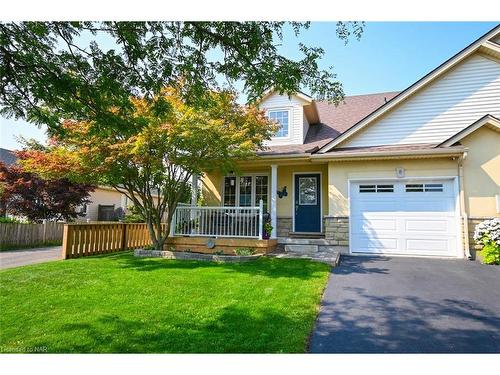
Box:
[172,200,264,239]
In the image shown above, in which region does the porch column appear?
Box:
[270,164,278,239]
[191,174,198,206]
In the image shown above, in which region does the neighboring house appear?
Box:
[0,148,131,221]
[200,25,500,259]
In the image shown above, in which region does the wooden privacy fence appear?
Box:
[0,222,64,248]
[62,223,166,259]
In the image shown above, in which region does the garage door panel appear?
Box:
[405,238,455,253]
[351,235,398,252]
[350,180,458,257]
[405,219,452,233]
[401,200,453,212]
[351,199,400,212]
[355,217,397,231]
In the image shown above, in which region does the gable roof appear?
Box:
[257,92,399,156]
[318,24,500,153]
[438,114,500,147]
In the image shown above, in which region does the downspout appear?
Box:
[458,153,472,260]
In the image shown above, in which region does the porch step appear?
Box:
[278,237,335,246]
[279,237,348,256]
[284,244,318,254]
[288,232,325,239]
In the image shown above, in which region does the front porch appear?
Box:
[168,161,340,257]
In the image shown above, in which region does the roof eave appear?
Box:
[310,147,467,161]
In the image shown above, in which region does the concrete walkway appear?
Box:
[310,255,500,353]
[0,246,63,270]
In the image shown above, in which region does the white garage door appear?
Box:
[350,179,459,257]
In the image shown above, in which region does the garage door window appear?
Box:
[406,183,444,192]
[359,184,394,193]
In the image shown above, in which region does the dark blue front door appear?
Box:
[294,173,321,232]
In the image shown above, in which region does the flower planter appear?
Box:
[134,249,262,263]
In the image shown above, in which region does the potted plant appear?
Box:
[263,222,273,240]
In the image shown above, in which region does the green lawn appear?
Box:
[0,252,330,353]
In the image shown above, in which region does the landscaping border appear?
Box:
[134,249,262,262]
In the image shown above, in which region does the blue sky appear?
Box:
[0,21,497,150]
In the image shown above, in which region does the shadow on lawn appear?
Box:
[112,252,329,280]
[52,305,309,353]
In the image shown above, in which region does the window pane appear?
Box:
[425,184,444,192]
[360,184,394,193]
[239,176,252,207]
[223,176,236,206]
[255,176,269,212]
[360,185,376,193]
[268,110,289,137]
[299,177,317,205]
[239,176,252,206]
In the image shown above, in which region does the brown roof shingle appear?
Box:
[257,91,400,156]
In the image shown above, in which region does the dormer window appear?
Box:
[268,109,290,138]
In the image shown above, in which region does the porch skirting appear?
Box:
[324,216,349,246]
[165,237,277,255]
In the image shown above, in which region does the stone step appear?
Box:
[284,244,318,254]
[278,237,337,246]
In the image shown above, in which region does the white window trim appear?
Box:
[222,174,270,209]
[266,108,292,140]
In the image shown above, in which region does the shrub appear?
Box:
[473,218,500,265]
[0,217,22,223]
[234,247,255,256]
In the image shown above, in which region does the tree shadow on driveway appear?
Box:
[310,255,500,353]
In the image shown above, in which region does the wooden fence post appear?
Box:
[62,224,69,259]
[121,223,127,250]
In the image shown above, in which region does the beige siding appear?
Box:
[341,54,500,147]
[79,187,127,221]
[259,93,307,146]
[302,111,310,142]
[460,126,500,217]
[328,158,459,216]
[201,163,328,218]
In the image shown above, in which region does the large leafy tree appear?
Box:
[20,87,277,249]
[0,161,94,223]
[0,21,363,135]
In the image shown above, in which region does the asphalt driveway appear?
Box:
[310,255,500,353]
[0,246,63,270]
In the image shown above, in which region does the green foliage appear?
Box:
[482,242,500,265]
[234,247,255,256]
[0,252,330,353]
[0,217,23,224]
[212,249,224,255]
[263,222,273,236]
[122,205,145,223]
[0,22,363,134]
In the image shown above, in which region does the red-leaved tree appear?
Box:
[0,161,94,223]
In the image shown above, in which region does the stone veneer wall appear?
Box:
[466,217,497,259]
[277,217,292,237]
[324,216,349,246]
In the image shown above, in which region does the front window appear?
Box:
[223,176,236,206]
[239,176,252,206]
[268,110,289,138]
[223,175,269,211]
